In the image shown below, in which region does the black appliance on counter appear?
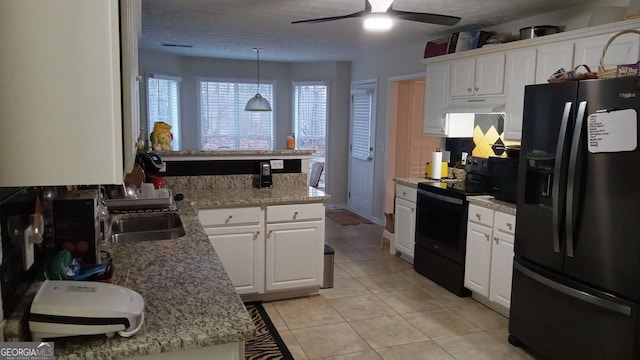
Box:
[414,156,489,296]
[135,150,163,173]
[509,77,640,359]
[487,156,519,204]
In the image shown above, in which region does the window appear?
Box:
[147,74,181,150]
[293,82,327,155]
[294,82,328,189]
[199,80,274,150]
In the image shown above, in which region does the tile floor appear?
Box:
[263,216,535,360]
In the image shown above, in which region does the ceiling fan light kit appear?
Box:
[291,0,461,27]
[363,14,393,31]
[245,47,272,112]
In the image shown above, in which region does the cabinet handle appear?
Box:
[268,230,273,236]
[476,214,481,220]
[227,215,233,220]
[256,231,261,235]
[467,87,472,92]
[402,192,407,196]
[507,222,513,230]
[484,234,490,241]
[494,237,499,244]
[293,211,299,219]
[474,86,479,91]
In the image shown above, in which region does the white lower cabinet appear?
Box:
[199,207,265,295]
[198,202,325,296]
[465,204,516,312]
[394,184,417,259]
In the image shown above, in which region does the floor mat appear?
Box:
[244,302,294,360]
[326,210,373,226]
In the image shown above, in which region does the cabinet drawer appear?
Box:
[494,211,516,234]
[267,203,324,223]
[468,204,494,227]
[198,207,262,226]
[396,184,417,203]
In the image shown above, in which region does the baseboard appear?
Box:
[325,203,347,210]
[240,287,320,303]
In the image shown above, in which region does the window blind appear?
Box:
[199,80,274,150]
[294,83,327,156]
[351,88,374,161]
[147,76,181,149]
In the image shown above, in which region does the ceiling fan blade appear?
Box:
[387,9,461,26]
[292,10,368,24]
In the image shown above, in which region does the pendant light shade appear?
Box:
[245,48,272,111]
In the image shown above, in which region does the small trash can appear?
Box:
[322,244,335,289]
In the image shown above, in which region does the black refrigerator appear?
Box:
[509,77,640,360]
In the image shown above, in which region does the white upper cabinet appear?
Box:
[504,48,537,141]
[574,31,640,70]
[450,54,505,97]
[424,62,450,136]
[535,42,575,84]
[0,1,123,186]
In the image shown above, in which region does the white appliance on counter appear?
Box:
[29,280,144,341]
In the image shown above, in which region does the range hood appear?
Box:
[444,96,506,114]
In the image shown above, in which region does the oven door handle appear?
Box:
[417,189,463,205]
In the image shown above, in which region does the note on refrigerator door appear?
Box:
[587,109,638,153]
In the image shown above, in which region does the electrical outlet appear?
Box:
[23,226,34,271]
[270,159,284,170]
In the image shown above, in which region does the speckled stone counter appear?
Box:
[7,200,257,360]
[394,177,428,188]
[467,195,517,215]
[185,185,329,209]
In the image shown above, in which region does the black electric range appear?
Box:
[414,157,489,296]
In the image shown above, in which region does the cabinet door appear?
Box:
[535,42,575,84]
[489,230,515,309]
[0,1,123,186]
[504,49,536,141]
[207,225,265,295]
[265,221,324,291]
[450,59,476,97]
[475,53,505,95]
[574,32,640,71]
[424,62,450,136]
[464,222,492,297]
[394,197,416,258]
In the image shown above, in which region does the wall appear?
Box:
[138,51,351,207]
[351,0,633,222]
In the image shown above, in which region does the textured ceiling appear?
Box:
[140,0,593,62]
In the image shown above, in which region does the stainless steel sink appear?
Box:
[110,213,185,243]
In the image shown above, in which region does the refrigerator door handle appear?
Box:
[566,101,587,258]
[515,261,632,316]
[552,101,573,253]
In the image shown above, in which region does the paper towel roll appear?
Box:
[431,152,442,179]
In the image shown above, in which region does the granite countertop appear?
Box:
[44,200,256,359]
[7,184,329,359]
[394,177,428,188]
[467,195,517,215]
[156,150,314,157]
[185,185,329,209]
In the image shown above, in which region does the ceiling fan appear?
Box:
[291,0,461,26]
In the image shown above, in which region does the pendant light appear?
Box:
[245,47,272,111]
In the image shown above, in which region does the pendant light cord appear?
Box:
[254,47,261,93]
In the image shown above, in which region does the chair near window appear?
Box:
[309,162,324,188]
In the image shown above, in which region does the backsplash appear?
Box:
[472,114,519,158]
